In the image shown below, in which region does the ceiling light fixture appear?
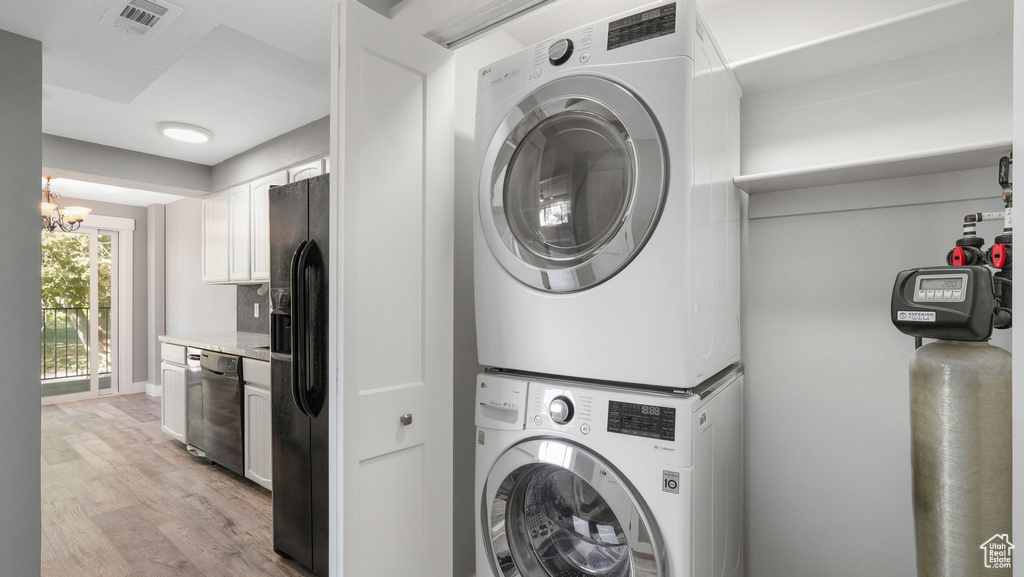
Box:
[41,177,91,233]
[157,122,214,144]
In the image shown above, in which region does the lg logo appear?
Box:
[663,471,680,494]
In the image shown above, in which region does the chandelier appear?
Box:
[41,176,90,233]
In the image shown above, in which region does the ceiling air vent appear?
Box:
[100,0,183,41]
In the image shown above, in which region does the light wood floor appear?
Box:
[41,393,315,577]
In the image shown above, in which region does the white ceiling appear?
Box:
[1,0,957,170]
[497,0,952,62]
[0,0,333,166]
[47,177,183,207]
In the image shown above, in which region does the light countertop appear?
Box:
[159,331,271,362]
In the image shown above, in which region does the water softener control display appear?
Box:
[913,274,967,303]
[607,400,676,441]
[891,266,995,341]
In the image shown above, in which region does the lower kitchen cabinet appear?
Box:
[244,384,273,490]
[161,361,187,444]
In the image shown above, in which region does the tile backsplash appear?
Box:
[237,284,270,334]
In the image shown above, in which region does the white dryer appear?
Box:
[474,1,742,389]
[474,366,743,577]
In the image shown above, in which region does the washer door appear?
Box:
[480,76,667,293]
[483,438,666,577]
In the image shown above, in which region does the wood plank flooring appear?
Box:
[41,393,314,577]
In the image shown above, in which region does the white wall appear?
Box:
[58,197,150,384]
[744,168,1012,577]
[164,197,236,334]
[453,31,525,577]
[1012,1,1022,576]
[740,34,1013,175]
[0,28,42,577]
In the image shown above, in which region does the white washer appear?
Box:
[475,366,743,577]
[474,1,742,389]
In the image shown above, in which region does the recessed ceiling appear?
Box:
[46,177,183,207]
[0,0,334,166]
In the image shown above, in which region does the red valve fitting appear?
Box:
[950,246,967,266]
[991,243,1008,268]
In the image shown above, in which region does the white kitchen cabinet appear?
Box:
[161,360,187,444]
[249,170,287,282]
[228,183,252,282]
[202,191,230,283]
[288,159,323,182]
[243,383,273,490]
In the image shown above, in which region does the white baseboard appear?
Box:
[146,382,162,397]
[132,381,149,394]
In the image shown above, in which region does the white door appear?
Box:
[250,171,285,282]
[243,384,273,490]
[330,2,454,575]
[160,361,186,443]
[202,191,230,283]
[228,183,251,282]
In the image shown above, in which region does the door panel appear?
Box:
[251,171,286,282]
[229,184,251,281]
[243,385,272,490]
[332,2,455,574]
[161,362,186,443]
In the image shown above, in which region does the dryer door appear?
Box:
[483,438,666,577]
[480,76,667,293]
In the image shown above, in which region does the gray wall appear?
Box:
[236,285,270,334]
[43,134,211,197]
[60,197,150,384]
[1013,0,1023,563]
[211,116,329,191]
[0,28,42,577]
[148,205,166,387]
[164,198,237,334]
[743,167,1011,577]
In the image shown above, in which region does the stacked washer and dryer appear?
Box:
[473,2,743,576]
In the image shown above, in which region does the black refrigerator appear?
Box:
[269,174,329,576]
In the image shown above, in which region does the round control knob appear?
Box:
[549,396,574,425]
[548,38,574,66]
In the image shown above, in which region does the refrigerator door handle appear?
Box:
[295,240,317,417]
[297,240,324,417]
[290,240,310,417]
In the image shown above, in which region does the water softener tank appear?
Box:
[909,340,1012,576]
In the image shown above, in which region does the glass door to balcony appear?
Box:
[41,229,118,400]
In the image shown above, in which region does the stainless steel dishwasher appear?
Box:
[199,350,244,476]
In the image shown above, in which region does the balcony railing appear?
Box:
[40,307,111,381]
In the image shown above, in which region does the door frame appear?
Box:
[41,215,134,405]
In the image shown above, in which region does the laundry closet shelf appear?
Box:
[734,139,1013,195]
[731,0,1011,95]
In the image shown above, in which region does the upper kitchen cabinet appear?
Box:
[288,159,324,182]
[202,191,230,283]
[228,183,252,282]
[250,170,287,282]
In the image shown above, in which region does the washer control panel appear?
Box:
[607,400,676,441]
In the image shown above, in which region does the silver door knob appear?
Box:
[400,413,413,426]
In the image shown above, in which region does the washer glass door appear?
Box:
[481,76,667,293]
[484,438,664,577]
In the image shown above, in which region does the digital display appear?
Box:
[608,3,676,51]
[919,278,963,290]
[607,400,676,441]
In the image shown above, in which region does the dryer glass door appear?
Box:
[483,438,664,577]
[480,76,667,293]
